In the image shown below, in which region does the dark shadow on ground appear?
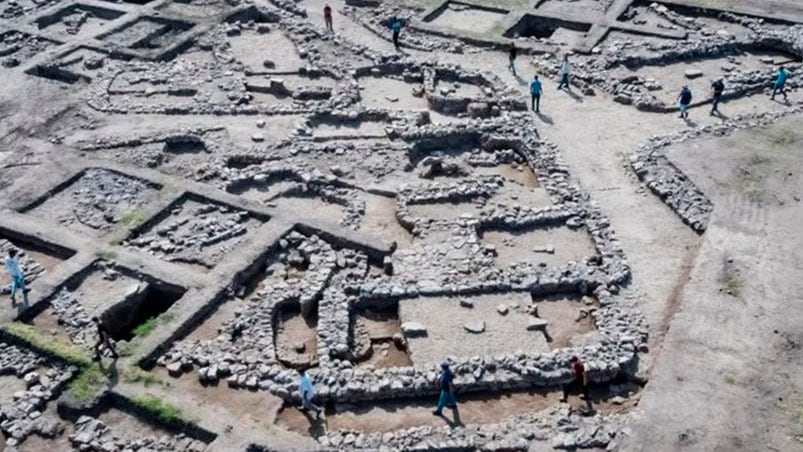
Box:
[562,87,583,102]
[536,111,554,124]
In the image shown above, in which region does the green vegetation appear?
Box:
[131,395,184,424]
[724,374,736,385]
[96,249,118,261]
[119,209,150,227]
[2,322,91,367]
[118,341,136,357]
[133,318,159,338]
[721,273,742,297]
[122,367,162,387]
[68,367,107,401]
[2,323,109,401]
[133,312,175,339]
[734,169,766,203]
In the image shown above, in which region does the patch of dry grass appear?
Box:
[766,127,796,147]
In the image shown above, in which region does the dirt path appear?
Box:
[618,116,803,452]
[277,385,638,437]
[299,0,398,54]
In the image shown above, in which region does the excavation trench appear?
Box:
[102,279,186,341]
[277,380,640,437]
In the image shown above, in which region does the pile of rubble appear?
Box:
[0,342,73,448]
[69,415,207,451]
[57,169,159,233]
[321,403,634,451]
[125,199,259,268]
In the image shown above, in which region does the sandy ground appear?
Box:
[618,116,803,452]
[398,293,587,365]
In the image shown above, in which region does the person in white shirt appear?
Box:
[558,54,571,90]
[5,249,28,305]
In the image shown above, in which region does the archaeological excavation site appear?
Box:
[0,0,801,450]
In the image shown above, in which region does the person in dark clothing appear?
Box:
[432,362,457,415]
[677,85,692,119]
[508,43,518,76]
[561,356,591,405]
[710,78,725,115]
[323,4,333,32]
[92,316,118,360]
[390,17,402,50]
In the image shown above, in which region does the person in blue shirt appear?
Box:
[5,249,28,306]
[530,75,543,112]
[390,17,402,50]
[298,368,323,418]
[772,67,789,101]
[432,362,458,416]
[677,85,692,119]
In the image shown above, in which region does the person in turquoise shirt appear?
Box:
[5,249,27,306]
[530,75,543,112]
[772,67,789,101]
[298,368,323,418]
[390,17,402,50]
[432,362,458,416]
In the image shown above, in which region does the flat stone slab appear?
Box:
[463,321,485,334]
[527,317,549,331]
[401,321,427,337]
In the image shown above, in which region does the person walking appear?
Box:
[92,316,119,360]
[557,54,571,90]
[560,356,591,405]
[710,78,725,116]
[771,66,789,101]
[530,75,543,112]
[508,43,518,76]
[432,362,457,415]
[390,17,402,50]
[323,4,333,32]
[677,85,692,119]
[298,368,323,418]
[5,249,28,306]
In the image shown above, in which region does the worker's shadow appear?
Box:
[563,88,584,102]
[301,410,327,437]
[98,357,119,388]
[514,73,527,86]
[13,299,30,318]
[535,111,553,125]
[435,405,463,429]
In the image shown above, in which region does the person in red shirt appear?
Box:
[323,4,333,32]
[561,356,590,404]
